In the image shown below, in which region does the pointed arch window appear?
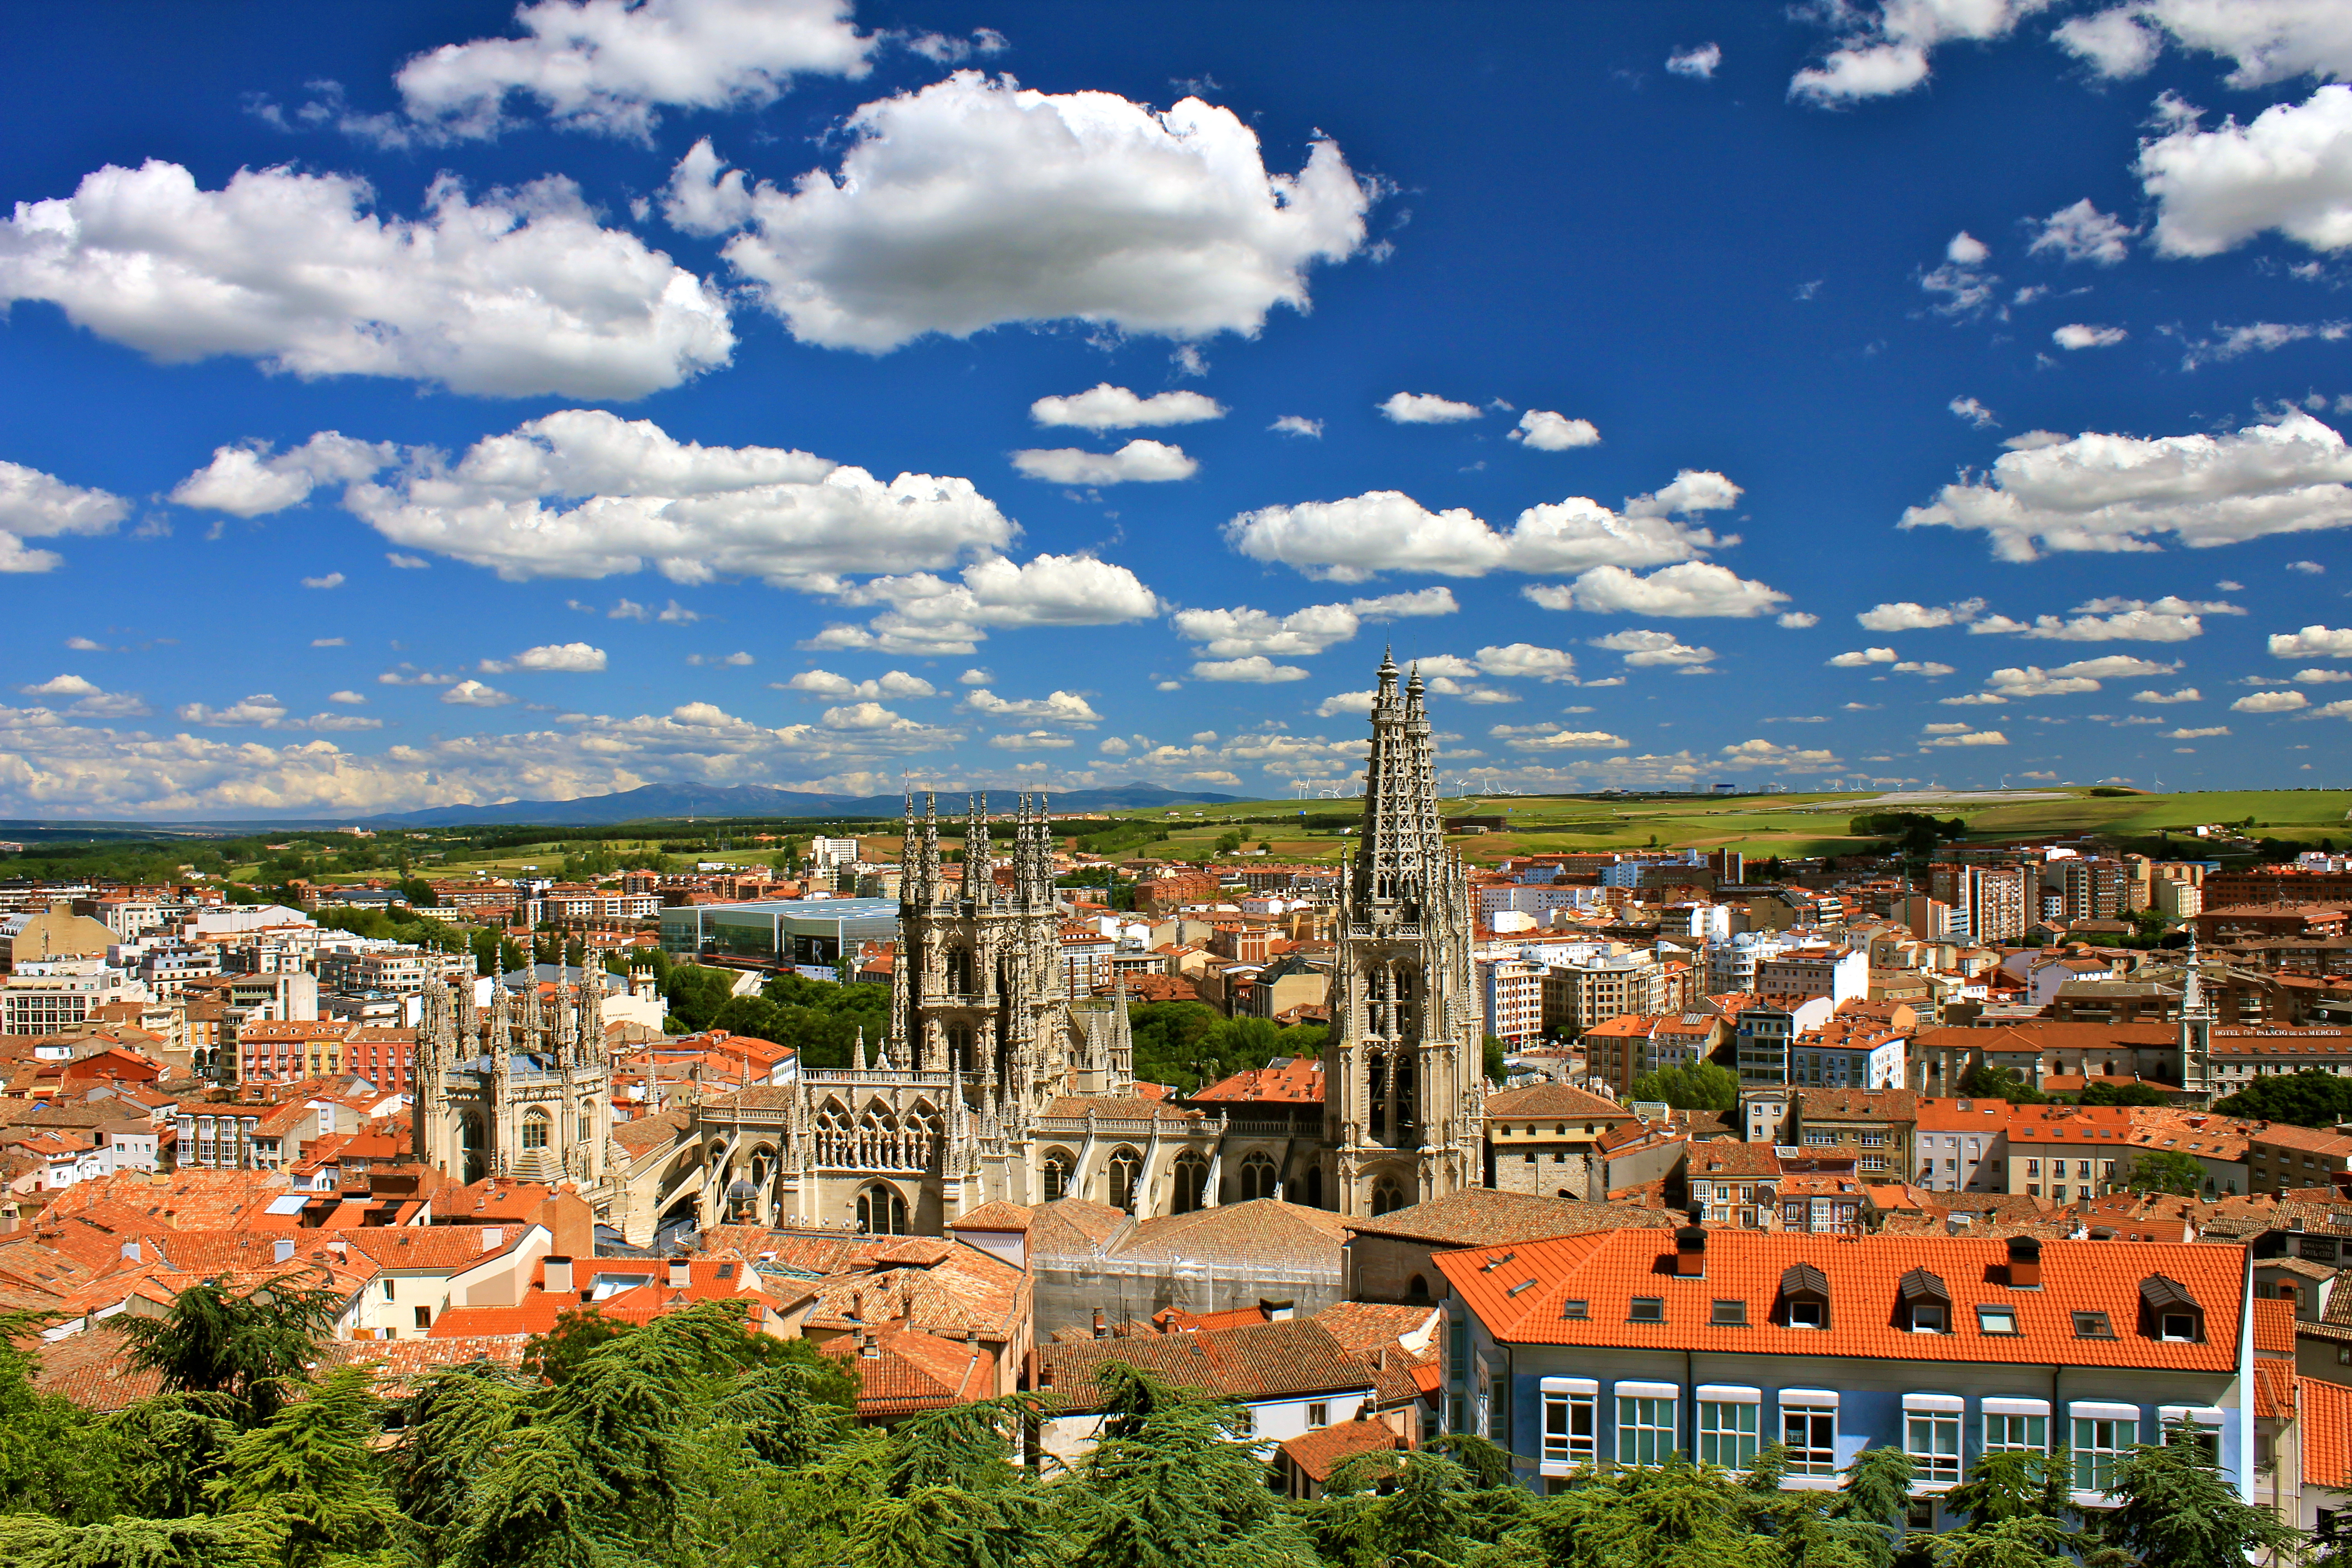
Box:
[1371,1175,1406,1216]
[1171,1153,1210,1215]
[1239,1152,1279,1202]
[1042,1150,1073,1200]
[1108,1147,1143,1211]
[857,1183,907,1235]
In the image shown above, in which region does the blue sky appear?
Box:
[5,0,2352,818]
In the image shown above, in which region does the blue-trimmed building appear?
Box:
[1432,1225,2256,1519]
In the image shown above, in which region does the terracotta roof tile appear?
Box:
[1037,1318,1377,1409]
[2303,1377,2352,1491]
[1109,1199,1348,1271]
[1484,1083,1634,1121]
[1438,1230,2245,1371]
[1279,1417,1402,1483]
[1343,1190,1677,1247]
[948,1201,1034,1234]
[822,1326,997,1416]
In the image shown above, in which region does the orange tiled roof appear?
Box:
[2303,1377,2352,1491]
[822,1326,998,1417]
[1037,1318,1376,1409]
[1279,1417,1402,1483]
[1436,1230,2244,1372]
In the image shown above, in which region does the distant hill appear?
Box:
[342,780,1243,828]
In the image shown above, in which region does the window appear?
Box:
[2161,1311,2199,1342]
[1698,1387,1760,1470]
[2072,1406,2138,1493]
[1911,1303,1946,1333]
[413,1306,431,1329]
[1628,1296,1665,1323]
[382,1280,395,1300]
[1783,1396,1838,1477]
[521,1109,550,1150]
[1983,1399,2049,1454]
[1712,1299,1748,1326]
[1904,1396,1962,1487]
[1788,1299,1824,1329]
[1560,1299,1590,1320]
[1107,1148,1142,1210]
[1976,1305,2018,1335]
[1307,1402,1329,1428]
[1542,1379,1597,1469]
[1041,1154,1071,1201]
[2072,1310,2115,1339]
[1616,1386,1678,1468]
[1448,1321,1468,1383]
[857,1183,907,1235]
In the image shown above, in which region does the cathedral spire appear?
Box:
[965,792,993,907]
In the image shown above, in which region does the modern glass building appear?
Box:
[659,898,901,974]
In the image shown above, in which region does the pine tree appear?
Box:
[208,1364,408,1568]
[2097,1425,2298,1568]
[113,1277,343,1428]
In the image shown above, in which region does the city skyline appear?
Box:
[7,1,2352,818]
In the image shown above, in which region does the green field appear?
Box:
[1071,786,2352,867]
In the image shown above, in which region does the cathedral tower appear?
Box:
[1324,653,1482,1216]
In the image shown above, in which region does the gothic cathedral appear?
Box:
[1323,654,1483,1216]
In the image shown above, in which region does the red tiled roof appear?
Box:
[1437,1230,2244,1371]
[1190,1057,1324,1105]
[1036,1318,1376,1409]
[1279,1417,1402,1483]
[2303,1377,2352,1491]
[822,1327,997,1416]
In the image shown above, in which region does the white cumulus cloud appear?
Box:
[1269,416,1323,439]
[0,161,734,398]
[779,669,936,700]
[1900,412,2352,560]
[2057,3,2352,88]
[810,552,1160,655]
[1830,648,1900,666]
[1969,596,2240,642]
[1858,598,1985,631]
[1225,470,1739,582]
[961,688,1102,724]
[1509,410,1601,450]
[1790,0,2051,104]
[441,679,514,706]
[0,459,130,573]
[2138,84,2352,258]
[1667,42,1723,78]
[171,433,398,518]
[1590,629,1717,668]
[1474,643,1578,682]
[1380,392,1483,424]
[2029,199,2135,264]
[482,641,607,673]
[1925,729,2009,747]
[2271,624,2352,659]
[1029,384,1225,429]
[716,73,1375,351]
[1529,561,1788,619]
[2053,323,2129,349]
[387,0,874,142]
[2233,690,2308,712]
[1010,439,1197,485]
[1171,587,1455,660]
[1190,656,1308,683]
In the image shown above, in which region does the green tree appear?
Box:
[1536,1456,1780,1568]
[2096,1424,2298,1568]
[0,1312,116,1524]
[115,1276,343,1428]
[0,1514,281,1568]
[1631,1061,1739,1111]
[207,1364,408,1568]
[2077,1081,2170,1108]
[2215,1068,2352,1127]
[1057,1365,1319,1568]
[2121,1150,2207,1197]
[1485,1034,1509,1086]
[664,965,744,1032]
[1960,1065,2051,1106]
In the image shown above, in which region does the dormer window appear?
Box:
[2141,1274,2204,1343]
[1778,1261,1831,1329]
[1629,1296,1665,1323]
[1897,1267,1952,1334]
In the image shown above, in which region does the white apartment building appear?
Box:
[1752,946,1868,1005]
[1478,884,1603,923]
[1540,949,1679,1035]
[810,837,862,871]
[1,960,146,1035]
[1477,955,1545,1045]
[1706,930,1794,995]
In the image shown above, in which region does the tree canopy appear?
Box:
[0,1283,2296,1568]
[2215,1068,2352,1128]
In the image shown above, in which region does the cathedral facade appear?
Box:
[588,656,1481,1243]
[1323,655,1484,1216]
[412,970,616,1187]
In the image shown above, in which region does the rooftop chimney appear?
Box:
[543,1255,573,1295]
[1674,1225,1707,1278]
[2007,1235,2042,1290]
[668,1258,691,1289]
[859,1328,881,1359]
[1093,1308,1109,1339]
[121,1239,141,1262]
[480,1227,503,1252]
[273,1237,295,1265]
